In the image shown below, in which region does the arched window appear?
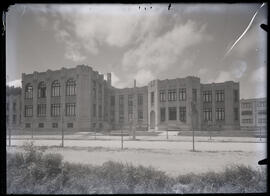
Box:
[51,80,60,97]
[38,82,46,98]
[66,79,76,96]
[25,83,33,99]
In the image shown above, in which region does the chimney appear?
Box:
[107,73,111,86]
[134,79,136,88]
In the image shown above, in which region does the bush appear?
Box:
[7,145,267,194]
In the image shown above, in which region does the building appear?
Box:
[148,77,240,131]
[8,64,241,132]
[240,98,267,130]
[6,86,22,129]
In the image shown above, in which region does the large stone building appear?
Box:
[8,64,241,132]
[240,98,267,130]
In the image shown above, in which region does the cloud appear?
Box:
[122,20,211,75]
[53,5,163,55]
[7,79,22,87]
[231,60,247,78]
[134,69,154,86]
[234,19,267,57]
[53,20,87,62]
[251,66,266,83]
[214,71,232,83]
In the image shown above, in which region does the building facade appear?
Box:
[148,77,240,131]
[240,98,267,129]
[7,64,242,132]
[6,86,22,129]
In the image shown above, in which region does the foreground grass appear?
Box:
[7,143,266,194]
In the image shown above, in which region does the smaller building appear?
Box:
[6,86,22,129]
[240,98,267,130]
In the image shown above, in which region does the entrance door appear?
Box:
[150,111,155,129]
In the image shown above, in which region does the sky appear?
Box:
[6,3,267,99]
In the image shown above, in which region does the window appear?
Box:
[25,105,33,117]
[242,119,253,124]
[93,104,96,117]
[110,110,115,122]
[234,108,239,121]
[179,88,186,101]
[37,104,46,117]
[151,92,154,105]
[13,102,16,112]
[241,102,252,108]
[234,90,239,102]
[52,122,58,128]
[216,108,225,121]
[51,104,60,117]
[66,103,76,116]
[12,115,16,124]
[216,90,224,102]
[98,105,102,120]
[51,80,60,97]
[25,83,33,99]
[159,90,166,102]
[25,123,31,128]
[119,95,124,105]
[38,82,46,98]
[119,95,124,123]
[138,94,143,105]
[67,123,73,128]
[38,123,44,128]
[66,79,76,96]
[168,89,176,101]
[192,89,197,103]
[110,96,115,106]
[258,118,266,123]
[203,91,212,103]
[257,101,266,107]
[160,108,166,122]
[241,111,252,115]
[179,107,186,122]
[98,84,102,100]
[128,95,133,106]
[203,108,212,121]
[258,110,266,115]
[138,110,143,120]
[169,107,177,120]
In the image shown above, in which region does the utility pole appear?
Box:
[31,119,34,139]
[121,124,123,149]
[132,80,136,140]
[8,122,11,147]
[191,101,196,152]
[61,104,64,147]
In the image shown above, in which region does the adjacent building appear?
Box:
[7,64,242,132]
[240,98,267,130]
[6,86,22,129]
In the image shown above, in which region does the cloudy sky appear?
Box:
[6,3,267,99]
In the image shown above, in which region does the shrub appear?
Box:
[7,147,267,194]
